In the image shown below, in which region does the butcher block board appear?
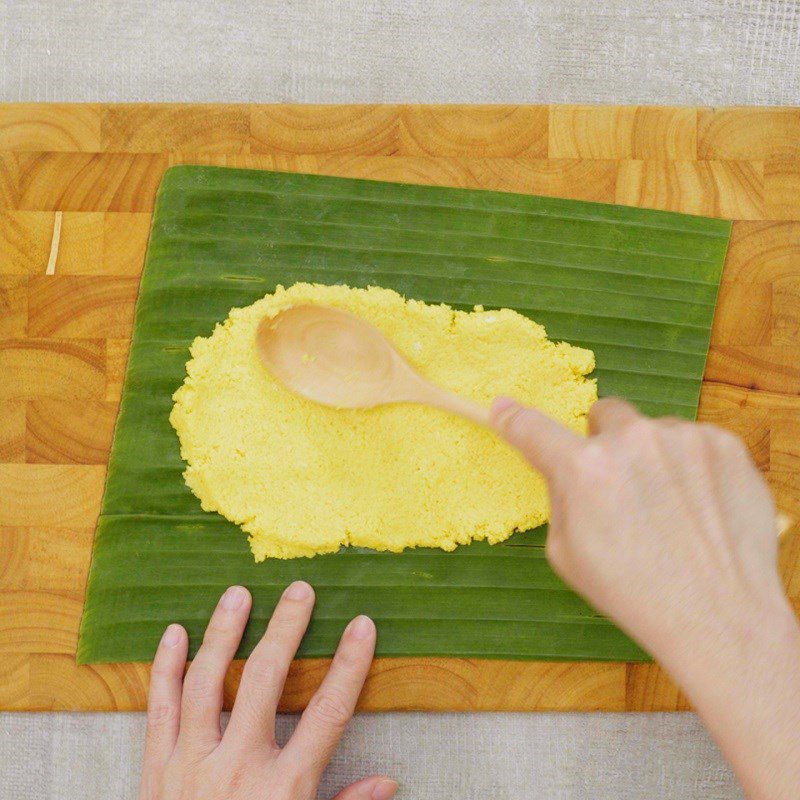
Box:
[1,103,799,713]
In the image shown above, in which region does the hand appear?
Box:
[491,395,786,667]
[491,396,800,800]
[140,583,397,800]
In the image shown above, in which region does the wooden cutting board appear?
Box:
[1,104,799,712]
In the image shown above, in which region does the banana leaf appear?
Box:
[77,166,730,664]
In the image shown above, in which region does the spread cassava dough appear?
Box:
[170,283,597,560]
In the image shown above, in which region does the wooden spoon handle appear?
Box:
[434,390,493,429]
[407,379,492,429]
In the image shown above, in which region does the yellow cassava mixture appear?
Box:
[170,283,596,560]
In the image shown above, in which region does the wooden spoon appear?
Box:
[256,304,491,428]
[257,305,794,537]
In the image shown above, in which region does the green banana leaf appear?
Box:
[77,166,730,664]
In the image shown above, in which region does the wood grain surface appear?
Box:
[1,104,798,713]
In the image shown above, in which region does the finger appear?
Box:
[587,397,639,435]
[225,581,315,749]
[178,585,251,752]
[284,615,376,783]
[141,624,188,790]
[490,396,583,480]
[332,776,399,800]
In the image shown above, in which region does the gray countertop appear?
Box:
[2,1,797,798]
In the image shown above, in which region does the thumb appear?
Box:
[332,775,398,800]
[490,397,583,479]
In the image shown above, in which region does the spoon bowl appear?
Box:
[256,304,491,427]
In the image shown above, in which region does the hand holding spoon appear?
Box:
[256,304,491,428]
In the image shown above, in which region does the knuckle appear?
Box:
[145,704,178,747]
[686,433,713,462]
[711,426,746,454]
[660,417,701,436]
[147,700,178,729]
[678,422,704,444]
[332,644,363,672]
[203,619,233,643]
[150,661,179,682]
[684,429,723,469]
[627,417,657,441]
[307,689,352,729]
[218,763,247,794]
[662,420,692,444]
[688,423,727,453]
[576,441,614,482]
[620,418,663,454]
[504,406,531,437]
[182,669,217,703]
[241,652,280,689]
[268,609,302,639]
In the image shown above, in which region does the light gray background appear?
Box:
[2,0,799,105]
[3,1,799,798]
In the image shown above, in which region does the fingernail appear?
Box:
[371,778,398,800]
[220,585,247,611]
[284,580,313,601]
[161,624,182,648]
[491,396,518,427]
[348,615,375,640]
